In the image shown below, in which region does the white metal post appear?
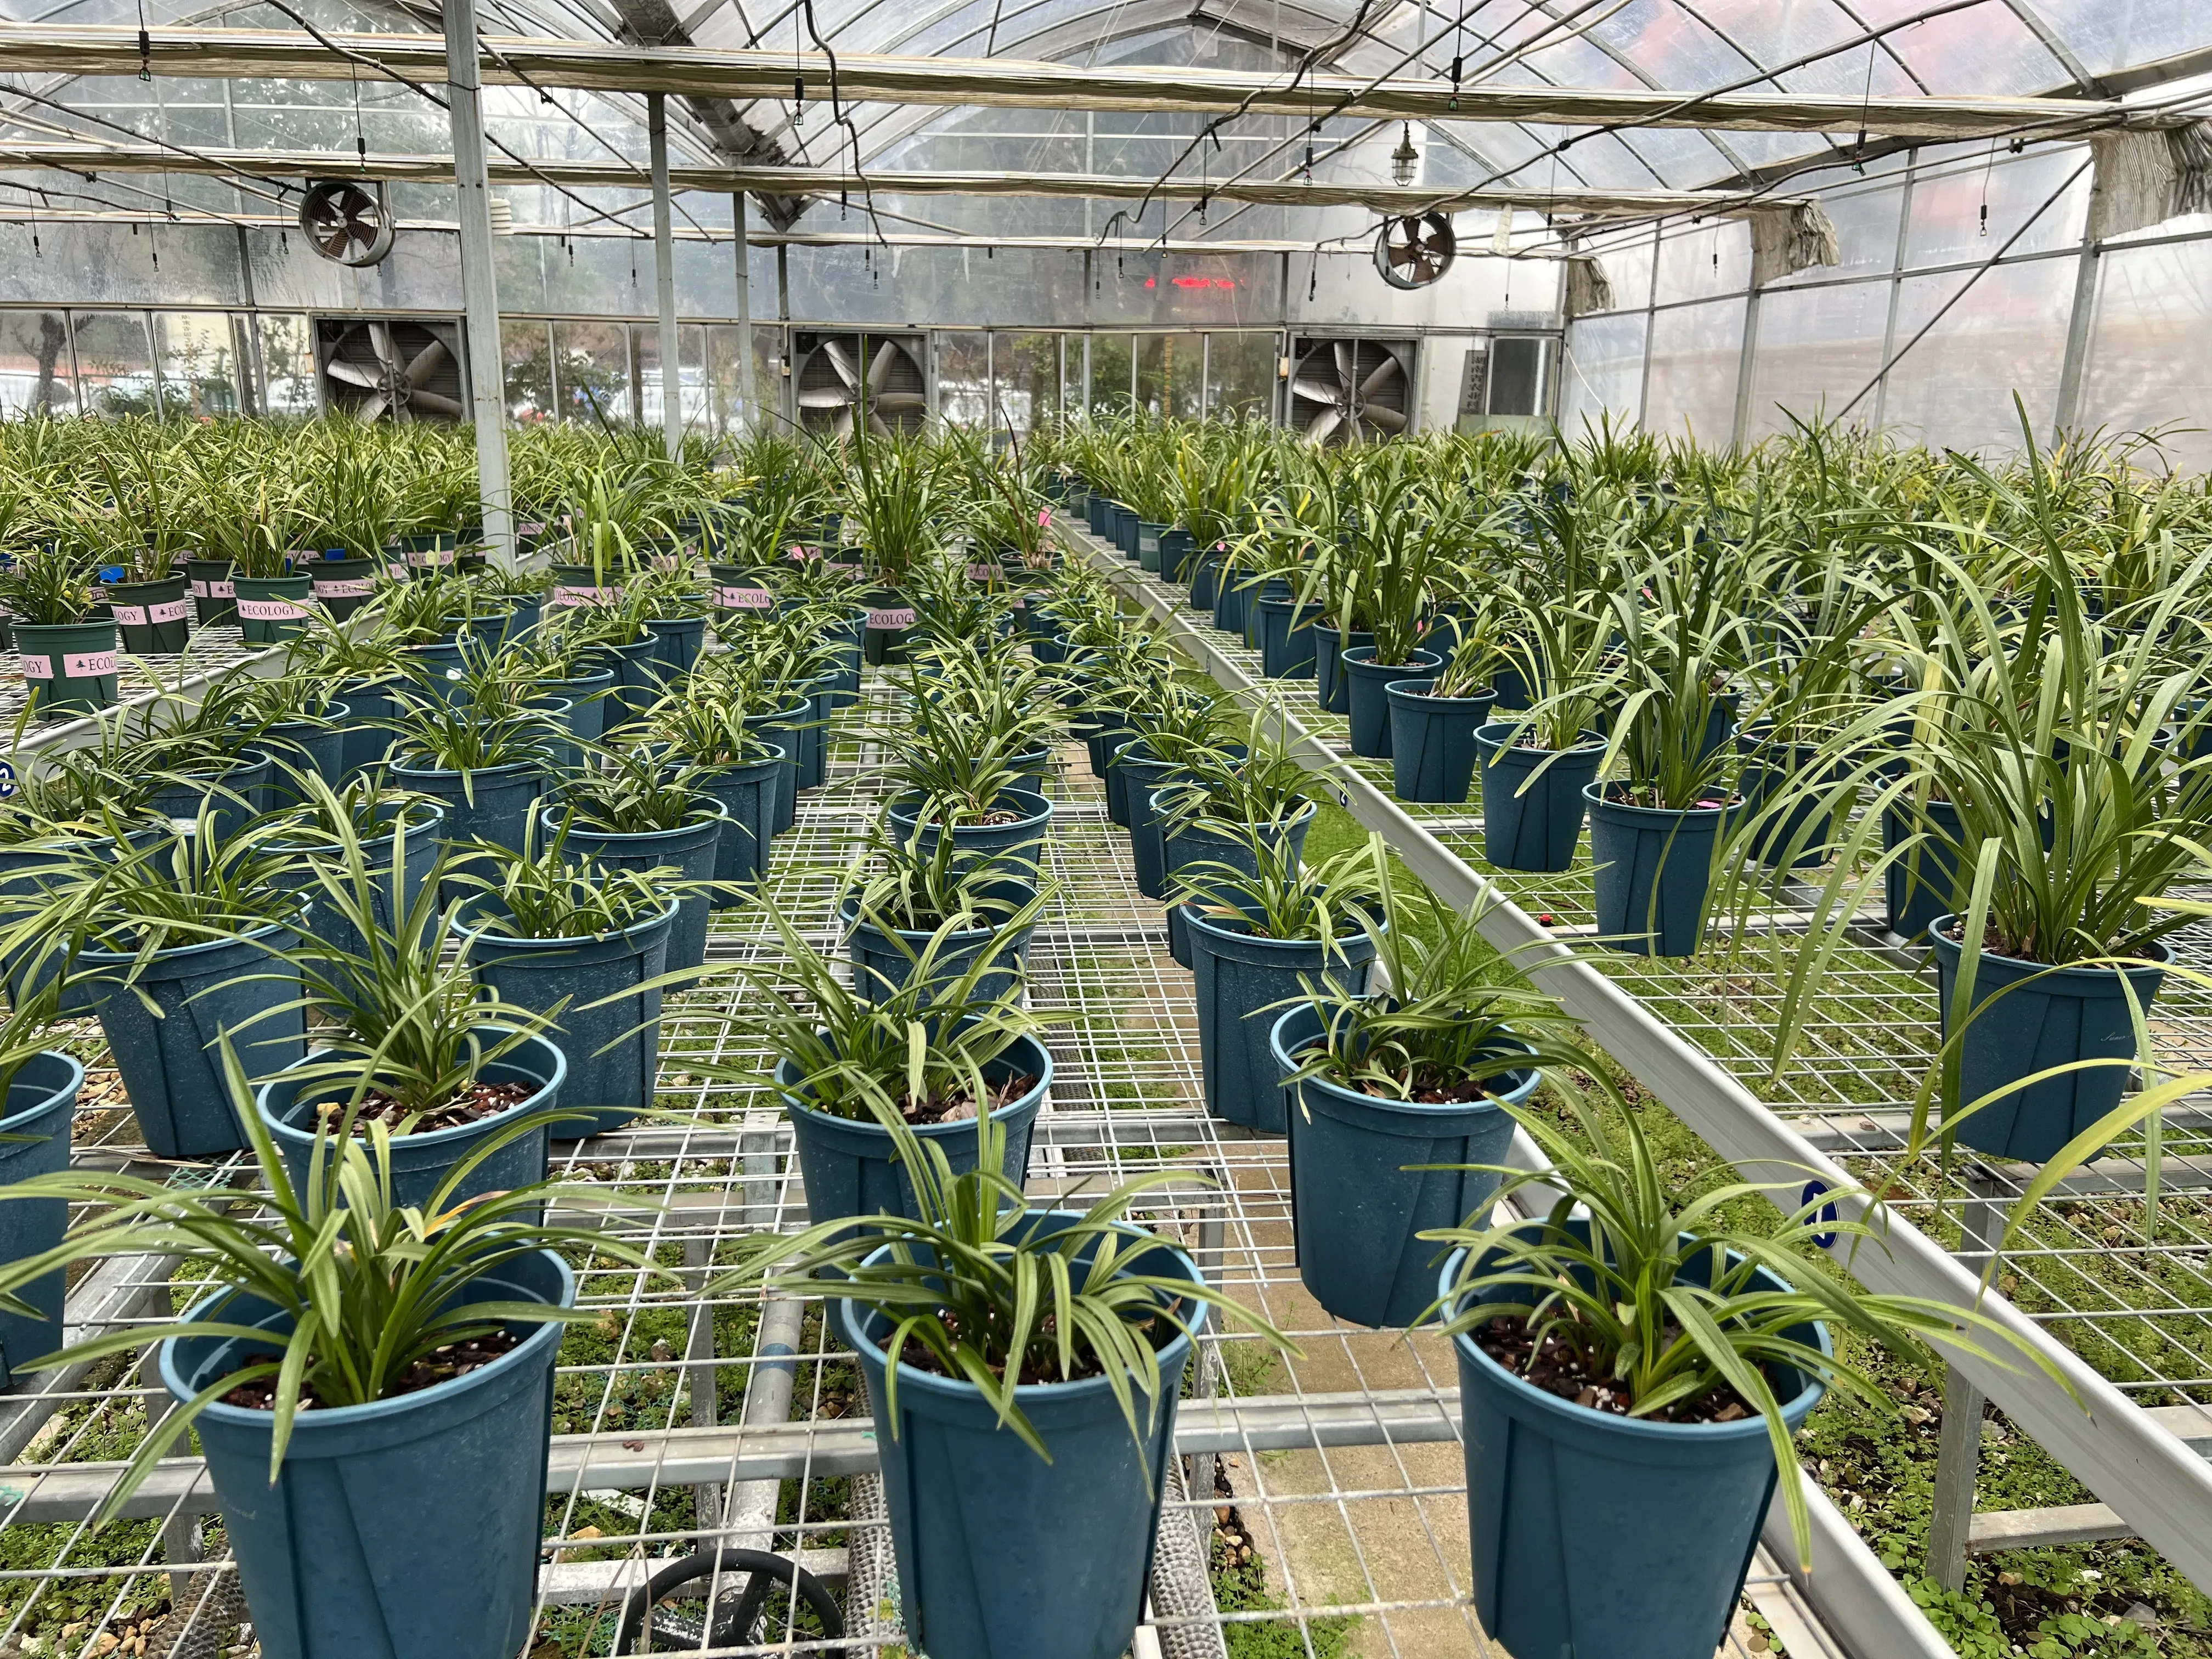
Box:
[733,190,756,435]
[439,0,515,567]
[649,93,682,460]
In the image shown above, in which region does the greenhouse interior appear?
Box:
[9,0,2212,1657]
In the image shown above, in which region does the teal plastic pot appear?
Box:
[157,1248,571,1659]
[387,758,543,904]
[81,923,307,1159]
[836,1215,1204,1659]
[1441,1222,1829,1659]
[1212,573,1250,639]
[257,710,351,806]
[0,835,111,1013]
[1188,551,1222,612]
[751,696,810,836]
[1584,784,1728,958]
[0,1051,83,1381]
[498,595,543,646]
[543,802,725,974]
[1112,744,1183,900]
[830,607,867,708]
[337,676,407,778]
[1344,647,1441,759]
[465,904,674,1138]
[1272,1002,1535,1328]
[234,573,313,644]
[1883,797,1963,943]
[644,613,706,678]
[1735,726,1839,870]
[1159,526,1195,583]
[16,619,119,715]
[689,747,783,895]
[307,557,377,621]
[1474,725,1603,873]
[1103,734,1140,829]
[1929,919,2171,1164]
[797,671,838,791]
[1313,623,1371,714]
[592,634,661,733]
[1160,801,1316,969]
[186,557,237,627]
[1255,591,1321,680]
[538,667,615,749]
[108,574,193,654]
[270,802,445,1002]
[256,1029,566,1212]
[1389,682,1496,804]
[402,639,474,708]
[862,589,918,667]
[884,788,1052,883]
[840,884,1036,1005]
[1184,904,1379,1135]
[1082,711,1132,784]
[777,1030,1051,1224]
[1135,520,1168,573]
[148,748,273,842]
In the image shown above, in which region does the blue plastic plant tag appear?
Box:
[98,566,125,585]
[0,761,17,800]
[1800,1180,1839,1248]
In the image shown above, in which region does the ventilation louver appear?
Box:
[1289,338,1415,444]
[315,318,466,424]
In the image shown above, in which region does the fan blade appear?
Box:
[1358,357,1404,400]
[1364,404,1409,432]
[868,410,894,437]
[1389,241,1421,267]
[403,338,452,390]
[821,340,860,390]
[313,225,352,258]
[866,340,901,392]
[833,406,855,438]
[408,388,465,418]
[872,391,928,413]
[798,387,854,409]
[325,358,381,389]
[1306,406,1344,444]
[1334,340,1355,387]
[353,393,391,424]
[1291,377,1341,405]
[368,321,398,376]
[336,185,374,220]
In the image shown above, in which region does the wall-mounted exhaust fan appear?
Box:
[299,179,396,268]
[315,318,466,424]
[792,332,929,437]
[1289,338,1415,443]
[1373,213,1455,290]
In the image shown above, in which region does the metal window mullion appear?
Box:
[1873,148,1917,432]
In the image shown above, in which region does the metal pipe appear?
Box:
[440,0,516,568]
[720,1291,805,1549]
[649,92,682,461]
[734,190,756,435]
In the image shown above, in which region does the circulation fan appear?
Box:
[1373,213,1455,290]
[298,179,396,268]
[315,318,466,424]
[1289,338,1415,444]
[793,332,929,437]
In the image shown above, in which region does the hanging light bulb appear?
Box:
[1391,123,1419,188]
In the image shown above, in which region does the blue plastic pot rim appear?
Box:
[76,916,298,970]
[1437,1242,1827,1441]
[259,1028,567,1152]
[1384,680,1493,706]
[264,799,448,854]
[1925,916,2176,980]
[390,758,543,784]
[158,1249,574,1431]
[689,746,787,777]
[1342,647,1441,670]
[1582,783,1733,822]
[886,789,1053,834]
[1268,1007,1533,1123]
[778,1030,1053,1127]
[1180,901,1383,954]
[0,1051,83,1131]
[543,799,729,842]
[457,894,681,952]
[838,888,1039,944]
[834,1214,1205,1399]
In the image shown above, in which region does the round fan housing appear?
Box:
[1374,212,1456,291]
[299,178,396,268]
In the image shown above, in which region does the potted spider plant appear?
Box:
[849,430,940,665]
[387,689,566,899]
[713,1115,1291,1659]
[232,533,315,645]
[541,746,725,973]
[253,835,573,1212]
[1389,605,1502,805]
[718,901,1061,1224]
[1148,716,1314,966]
[263,776,446,1001]
[1177,834,1385,1135]
[1269,877,1606,1328]
[456,826,679,1139]
[0,1051,659,1659]
[642,682,787,892]
[881,701,1054,882]
[100,535,193,656]
[838,825,1048,1007]
[0,980,88,1384]
[0,548,118,715]
[284,612,414,779]
[1337,472,1451,759]
[1424,1097,2057,1659]
[4,816,309,1159]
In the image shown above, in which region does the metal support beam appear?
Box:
[0,27,2164,138]
[440,0,515,568]
[2052,234,2103,438]
[649,92,683,460]
[1928,1167,2005,1590]
[1873,151,1917,432]
[1731,285,1763,450]
[733,190,756,436]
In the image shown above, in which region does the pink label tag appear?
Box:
[151,599,189,623]
[867,607,916,630]
[18,654,51,680]
[206,579,236,600]
[110,605,148,627]
[716,585,772,609]
[550,584,622,608]
[408,548,456,567]
[1039,508,1052,527]
[786,545,814,562]
[520,521,546,538]
[64,651,116,677]
[187,580,206,598]
[314,578,372,598]
[966,564,1001,582]
[237,597,306,620]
